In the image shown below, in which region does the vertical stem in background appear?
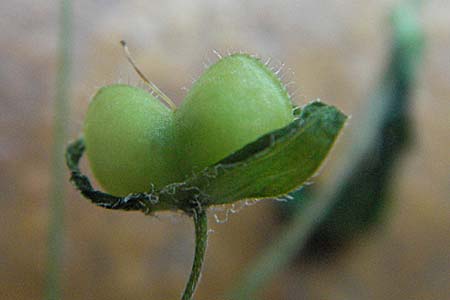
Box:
[228,1,424,299]
[181,208,208,300]
[46,0,72,299]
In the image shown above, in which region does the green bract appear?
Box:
[84,84,175,196]
[174,54,294,177]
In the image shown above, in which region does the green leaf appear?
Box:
[188,101,347,206]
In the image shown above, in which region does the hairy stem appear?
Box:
[182,208,208,300]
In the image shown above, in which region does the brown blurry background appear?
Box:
[0,0,449,299]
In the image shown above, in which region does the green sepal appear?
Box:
[187,101,347,206]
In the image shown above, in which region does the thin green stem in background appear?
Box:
[46,0,72,299]
[228,1,424,299]
[182,208,208,300]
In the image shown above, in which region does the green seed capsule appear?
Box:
[84,53,294,195]
[84,84,175,196]
[174,54,294,178]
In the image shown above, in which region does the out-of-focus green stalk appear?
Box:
[46,0,72,299]
[228,1,424,299]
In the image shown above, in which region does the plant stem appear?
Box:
[46,0,72,299]
[182,208,208,300]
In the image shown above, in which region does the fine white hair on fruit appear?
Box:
[212,49,222,59]
[274,63,285,75]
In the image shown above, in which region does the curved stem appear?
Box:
[182,208,208,300]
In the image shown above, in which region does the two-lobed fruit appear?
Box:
[84,54,294,196]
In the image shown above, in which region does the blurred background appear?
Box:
[0,0,449,299]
